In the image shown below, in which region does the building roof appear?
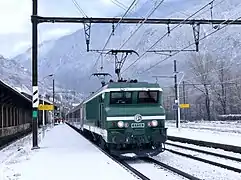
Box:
[0,80,32,103]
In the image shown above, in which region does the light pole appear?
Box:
[52,77,55,126]
[41,74,54,127]
[152,71,184,129]
[176,72,185,130]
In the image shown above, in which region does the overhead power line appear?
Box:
[92,0,138,71]
[72,0,88,17]
[152,13,241,98]
[181,77,241,100]
[118,0,165,50]
[111,0,143,17]
[120,0,216,74]
[139,15,241,74]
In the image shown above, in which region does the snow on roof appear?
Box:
[0,79,31,103]
[17,84,32,94]
[40,97,53,104]
[72,103,80,107]
[14,85,52,104]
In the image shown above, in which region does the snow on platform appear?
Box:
[167,123,241,147]
[0,124,137,180]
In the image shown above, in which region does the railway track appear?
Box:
[165,148,241,173]
[68,123,204,180]
[167,136,241,154]
[166,141,241,162]
[67,123,149,180]
[141,157,201,180]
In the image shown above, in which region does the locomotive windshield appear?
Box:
[110,91,132,104]
[137,91,159,103]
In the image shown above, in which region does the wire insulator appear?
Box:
[112,23,115,35]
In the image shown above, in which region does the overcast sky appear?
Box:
[0,0,138,58]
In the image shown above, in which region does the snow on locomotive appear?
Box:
[67,80,167,157]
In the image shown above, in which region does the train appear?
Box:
[67,79,167,157]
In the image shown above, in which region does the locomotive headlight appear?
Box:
[151,120,158,127]
[117,121,124,128]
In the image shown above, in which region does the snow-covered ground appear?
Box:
[166,121,241,147]
[128,159,186,180]
[154,150,241,180]
[0,124,138,180]
[166,120,241,134]
[1,122,241,180]
[165,144,241,169]
[0,127,45,165]
[167,140,241,160]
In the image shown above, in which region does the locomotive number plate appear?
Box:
[131,123,145,128]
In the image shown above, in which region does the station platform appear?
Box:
[1,124,137,180]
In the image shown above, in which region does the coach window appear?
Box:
[137,91,159,103]
[110,91,132,104]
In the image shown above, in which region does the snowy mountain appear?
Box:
[0,54,84,106]
[0,55,32,92]
[14,0,241,96]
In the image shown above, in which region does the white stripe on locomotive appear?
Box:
[106,115,166,121]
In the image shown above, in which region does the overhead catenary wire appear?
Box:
[159,76,241,113]
[139,0,237,88]
[156,42,241,100]
[163,5,240,81]
[92,0,138,71]
[124,1,241,100]
[183,71,241,98]
[130,0,226,54]
[117,0,227,73]
[119,0,220,51]
[120,0,217,74]
[145,13,240,85]
[139,15,241,74]
[111,0,127,10]
[156,63,241,103]
[72,0,88,17]
[174,76,241,101]
[171,61,241,99]
[110,0,143,17]
[118,0,165,50]
[175,49,240,89]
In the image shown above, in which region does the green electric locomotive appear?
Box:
[68,80,167,157]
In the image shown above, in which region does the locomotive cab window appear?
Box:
[138,91,159,103]
[110,91,132,104]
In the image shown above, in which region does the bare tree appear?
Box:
[230,74,241,113]
[163,87,175,120]
[187,52,216,121]
[211,58,233,115]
